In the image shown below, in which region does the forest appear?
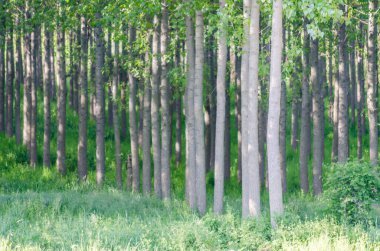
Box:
[0,0,379,250]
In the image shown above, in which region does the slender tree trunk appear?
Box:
[311,38,323,195]
[357,24,365,160]
[332,43,339,161]
[185,6,196,209]
[107,31,113,128]
[243,0,261,218]
[350,38,356,126]
[50,31,56,100]
[367,0,378,166]
[23,7,31,151]
[214,0,228,214]
[43,27,52,168]
[160,4,171,199]
[299,20,310,193]
[95,12,105,184]
[142,49,151,194]
[0,0,4,133]
[56,25,66,174]
[111,40,122,189]
[30,25,38,167]
[15,23,23,144]
[174,42,182,168]
[120,45,128,140]
[6,24,14,137]
[291,56,301,150]
[129,27,139,192]
[267,0,284,227]
[194,11,206,215]
[151,17,162,197]
[337,5,349,163]
[224,77,231,180]
[78,17,88,181]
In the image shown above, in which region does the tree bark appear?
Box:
[15,21,23,144]
[23,7,31,151]
[112,40,122,189]
[6,24,14,137]
[214,0,228,214]
[194,11,206,215]
[299,20,310,193]
[357,24,365,160]
[0,0,4,133]
[367,0,378,166]
[56,25,66,174]
[267,0,284,227]
[160,4,171,199]
[311,38,323,195]
[129,27,139,192]
[337,5,349,163]
[43,27,52,168]
[142,49,151,194]
[78,17,88,181]
[151,16,162,197]
[184,6,196,209]
[95,12,105,184]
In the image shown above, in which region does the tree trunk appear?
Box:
[95,12,105,185]
[243,0,261,218]
[367,0,378,166]
[6,24,14,137]
[194,11,206,215]
[142,49,151,194]
[0,0,4,133]
[151,17,162,197]
[129,27,139,192]
[56,25,66,174]
[30,25,38,167]
[337,5,349,163]
[23,7,31,151]
[350,38,356,127]
[214,0,228,214]
[291,56,301,150]
[299,20,310,193]
[267,0,284,227]
[174,42,182,168]
[184,5,196,209]
[43,27,52,168]
[15,21,23,144]
[160,4,171,199]
[112,40,122,189]
[311,38,323,195]
[357,24,365,160]
[78,17,88,181]
[107,31,113,128]
[224,66,231,180]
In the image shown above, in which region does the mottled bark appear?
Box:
[15,23,23,144]
[95,12,105,185]
[142,49,151,194]
[43,27,52,168]
[367,0,378,166]
[78,17,88,181]
[6,24,14,137]
[299,21,310,193]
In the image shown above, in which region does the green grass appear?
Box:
[0,92,379,250]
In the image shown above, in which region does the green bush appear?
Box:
[325,161,380,224]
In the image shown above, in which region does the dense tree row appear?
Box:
[0,0,378,226]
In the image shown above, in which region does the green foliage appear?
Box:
[325,161,380,224]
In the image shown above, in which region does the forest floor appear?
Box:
[0,103,379,250]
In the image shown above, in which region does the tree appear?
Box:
[142,48,151,194]
[56,21,66,174]
[78,16,88,180]
[214,0,227,214]
[311,38,323,195]
[357,24,365,160]
[194,10,206,215]
[299,20,310,193]
[367,0,378,166]
[0,0,4,133]
[337,5,349,163]
[129,27,139,192]
[14,18,23,144]
[151,15,161,197]
[43,26,52,168]
[161,3,171,199]
[6,21,14,137]
[267,0,284,227]
[112,40,122,189]
[184,1,196,209]
[95,11,105,185]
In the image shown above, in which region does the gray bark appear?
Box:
[43,27,52,168]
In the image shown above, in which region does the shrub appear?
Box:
[325,161,380,224]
